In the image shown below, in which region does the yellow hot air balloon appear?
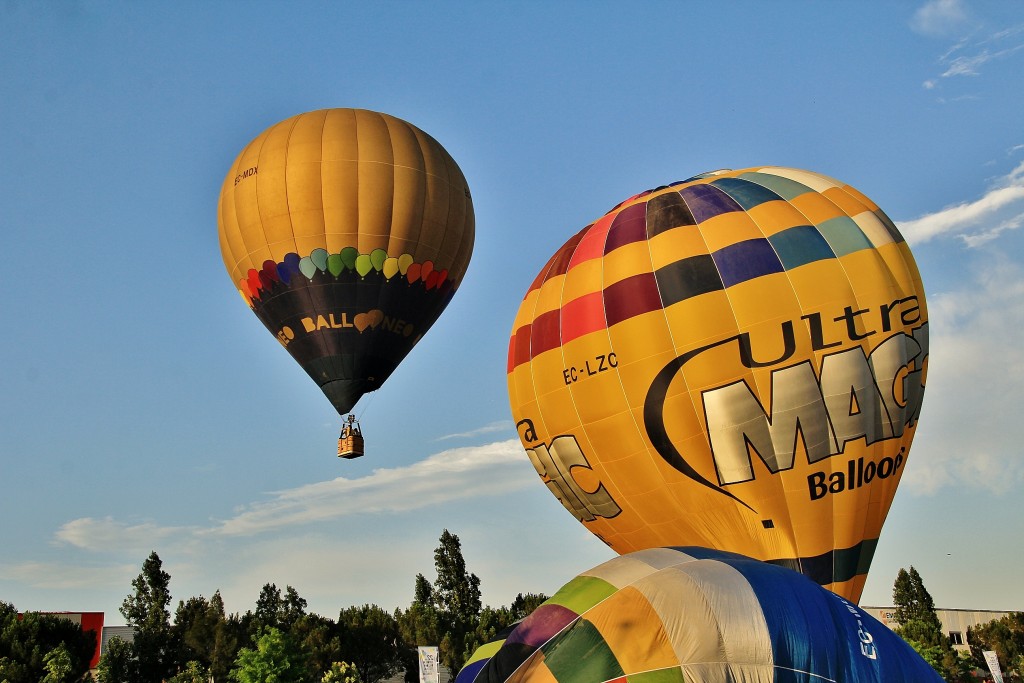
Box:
[507,167,928,602]
[218,109,474,455]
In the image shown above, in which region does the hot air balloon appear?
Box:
[218,109,474,457]
[507,167,927,601]
[456,547,941,683]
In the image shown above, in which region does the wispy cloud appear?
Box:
[898,160,1024,245]
[915,4,1024,90]
[208,440,532,536]
[54,517,195,553]
[47,440,534,549]
[901,258,1024,496]
[941,43,1024,77]
[911,0,970,37]
[435,421,513,441]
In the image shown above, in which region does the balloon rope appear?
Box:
[356,390,377,422]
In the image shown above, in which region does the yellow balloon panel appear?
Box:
[218,108,473,286]
[284,111,328,241]
[507,167,928,602]
[254,120,295,251]
[745,199,811,237]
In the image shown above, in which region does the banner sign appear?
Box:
[419,646,440,683]
[983,650,1003,683]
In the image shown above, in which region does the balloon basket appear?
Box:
[337,415,364,459]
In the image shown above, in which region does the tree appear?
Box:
[95,637,136,683]
[250,584,308,640]
[40,644,74,683]
[167,660,207,683]
[173,596,213,674]
[463,592,550,673]
[968,612,1024,680]
[290,613,341,681]
[321,662,360,683]
[253,584,283,634]
[396,575,439,649]
[281,587,308,632]
[431,530,481,677]
[122,551,174,682]
[229,627,306,683]
[465,606,511,660]
[335,606,403,683]
[171,591,239,683]
[508,593,547,621]
[891,566,971,682]
[0,603,96,683]
[893,567,944,642]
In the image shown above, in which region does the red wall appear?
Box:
[17,612,105,669]
[78,612,105,668]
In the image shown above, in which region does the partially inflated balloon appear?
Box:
[219,109,474,415]
[507,167,927,602]
[457,547,941,683]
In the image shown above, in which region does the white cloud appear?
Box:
[941,51,989,76]
[900,258,1024,495]
[897,160,1024,245]
[911,0,969,37]
[959,212,1024,247]
[435,420,513,441]
[919,16,1024,94]
[891,158,1024,498]
[207,439,533,536]
[54,516,195,553]
[941,43,1024,77]
[47,440,535,550]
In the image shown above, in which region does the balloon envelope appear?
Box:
[507,167,927,601]
[457,547,941,683]
[219,109,474,414]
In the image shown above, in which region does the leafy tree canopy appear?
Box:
[230,627,306,683]
[95,636,136,683]
[87,540,548,683]
[891,566,973,682]
[336,605,402,683]
[0,603,96,683]
[121,550,175,683]
[431,530,481,677]
[322,661,361,683]
[968,612,1024,680]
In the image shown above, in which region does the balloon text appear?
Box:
[701,323,927,489]
[562,353,617,385]
[234,166,257,185]
[807,452,905,501]
[523,434,621,523]
[297,310,414,337]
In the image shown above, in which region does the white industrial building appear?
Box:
[861,606,1015,651]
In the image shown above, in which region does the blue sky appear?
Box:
[2,0,1023,624]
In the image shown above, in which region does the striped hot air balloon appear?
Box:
[457,547,941,683]
[507,168,927,601]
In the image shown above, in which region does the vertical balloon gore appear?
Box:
[507,167,928,602]
[218,108,475,417]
